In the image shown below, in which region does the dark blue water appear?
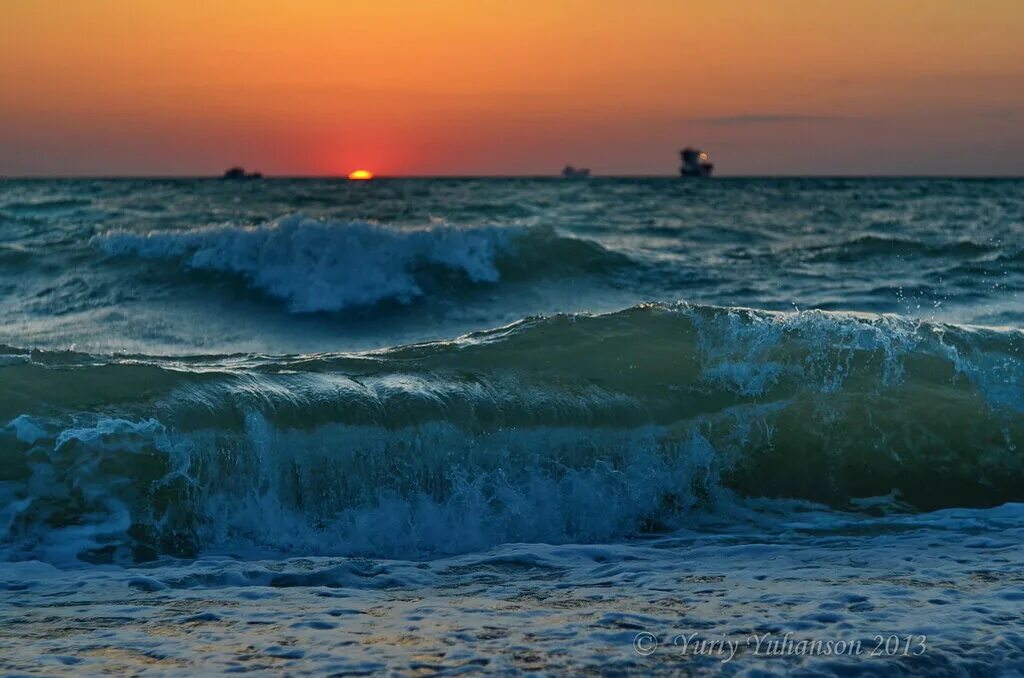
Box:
[1,178,1022,674]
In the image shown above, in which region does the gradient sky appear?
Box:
[2,0,1023,176]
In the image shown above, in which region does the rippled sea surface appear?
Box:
[1,178,1023,675]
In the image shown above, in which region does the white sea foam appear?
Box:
[2,412,726,563]
[1,502,1021,675]
[96,214,528,312]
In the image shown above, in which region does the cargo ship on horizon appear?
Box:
[561,165,591,179]
[680,147,713,177]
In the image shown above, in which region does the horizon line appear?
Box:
[2,173,1024,180]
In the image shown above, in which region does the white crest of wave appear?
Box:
[96,214,527,312]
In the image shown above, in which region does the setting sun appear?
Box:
[347,169,374,180]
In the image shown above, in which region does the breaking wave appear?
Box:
[94,214,627,312]
[2,303,1024,563]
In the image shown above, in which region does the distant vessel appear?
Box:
[222,167,263,180]
[561,165,591,179]
[680,148,713,177]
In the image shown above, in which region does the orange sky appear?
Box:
[2,0,1023,175]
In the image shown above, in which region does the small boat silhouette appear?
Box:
[222,167,263,180]
[561,165,591,179]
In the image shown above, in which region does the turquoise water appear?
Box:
[1,178,1023,674]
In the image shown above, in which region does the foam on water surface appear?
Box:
[1,502,1021,675]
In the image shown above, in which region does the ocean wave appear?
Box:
[0,244,33,266]
[1,198,94,213]
[94,214,626,312]
[2,303,1024,563]
[802,234,996,263]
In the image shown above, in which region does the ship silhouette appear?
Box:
[680,148,713,177]
[561,165,591,179]
[222,166,263,180]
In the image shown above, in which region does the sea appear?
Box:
[1,177,1022,675]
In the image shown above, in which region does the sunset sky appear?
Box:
[2,1,1023,176]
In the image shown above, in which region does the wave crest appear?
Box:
[95,214,624,312]
[3,303,1024,563]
